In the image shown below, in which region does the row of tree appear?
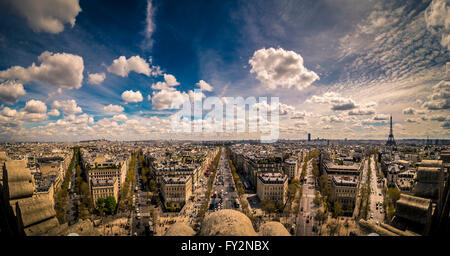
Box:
[118,152,137,212]
[54,147,77,223]
[196,148,221,224]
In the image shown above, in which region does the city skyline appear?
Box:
[0,0,449,142]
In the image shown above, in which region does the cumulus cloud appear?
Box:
[425,0,450,50]
[0,51,84,89]
[103,104,124,113]
[107,56,158,77]
[24,99,47,113]
[112,114,127,122]
[121,90,143,103]
[196,80,213,92]
[430,114,448,122]
[348,108,375,116]
[1,107,17,117]
[249,47,319,90]
[373,114,390,121]
[308,92,357,111]
[151,87,204,110]
[52,99,82,114]
[321,115,344,123]
[48,109,60,117]
[402,107,416,115]
[88,72,106,85]
[151,74,180,90]
[0,81,26,104]
[7,0,81,34]
[290,111,308,120]
[422,80,450,110]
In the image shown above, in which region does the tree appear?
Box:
[261,199,276,213]
[105,196,117,214]
[333,201,343,217]
[326,220,340,236]
[313,191,322,207]
[96,198,106,216]
[315,209,326,224]
[287,183,297,202]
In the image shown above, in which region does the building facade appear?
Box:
[257,172,288,205]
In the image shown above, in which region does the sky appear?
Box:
[0,0,449,142]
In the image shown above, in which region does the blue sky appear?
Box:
[0,0,449,141]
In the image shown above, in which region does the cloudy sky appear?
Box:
[0,0,448,141]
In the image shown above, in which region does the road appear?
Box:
[66,161,78,225]
[131,155,150,236]
[210,147,238,211]
[368,155,385,223]
[296,159,319,236]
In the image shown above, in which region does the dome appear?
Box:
[200,209,257,236]
[164,223,195,236]
[259,222,291,236]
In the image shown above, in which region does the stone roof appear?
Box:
[14,195,56,228]
[418,160,442,167]
[395,194,431,225]
[45,219,100,236]
[4,160,34,200]
[200,209,257,236]
[416,167,441,182]
[164,223,196,236]
[24,217,60,236]
[258,222,290,236]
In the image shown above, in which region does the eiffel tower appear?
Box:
[386,115,396,146]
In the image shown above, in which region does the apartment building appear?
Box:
[160,175,192,209]
[257,172,288,205]
[90,177,119,203]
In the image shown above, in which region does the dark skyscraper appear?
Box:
[308,133,311,141]
[386,115,396,146]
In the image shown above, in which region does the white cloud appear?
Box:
[196,80,213,92]
[103,104,124,113]
[402,107,416,115]
[249,47,319,90]
[7,0,81,34]
[24,99,47,113]
[52,99,82,114]
[425,0,450,50]
[422,80,450,110]
[88,72,106,85]
[112,114,128,122]
[0,51,84,89]
[48,109,60,116]
[373,114,390,121]
[163,74,179,86]
[143,0,155,48]
[107,56,154,77]
[430,114,448,122]
[0,81,26,104]
[348,108,375,116]
[152,87,190,110]
[121,90,143,103]
[308,92,357,111]
[320,115,345,123]
[151,74,180,90]
[1,107,17,117]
